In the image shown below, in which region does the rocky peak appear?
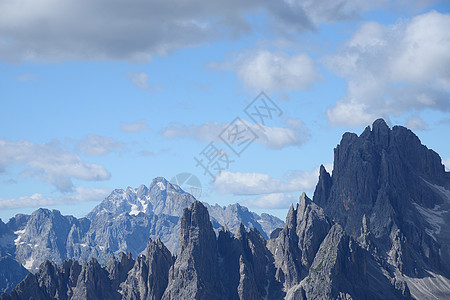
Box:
[163,201,222,300]
[313,165,332,206]
[313,118,450,277]
[71,257,119,299]
[268,193,331,290]
[372,118,390,146]
[179,200,215,248]
[136,184,148,198]
[120,238,173,300]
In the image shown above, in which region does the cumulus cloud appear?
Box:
[233,50,321,91]
[0,139,111,192]
[0,0,391,62]
[0,194,58,210]
[162,121,225,142]
[63,186,111,203]
[214,164,332,195]
[121,120,149,132]
[325,11,450,126]
[245,193,297,209]
[77,135,124,156]
[161,118,309,149]
[406,116,428,130]
[0,187,110,210]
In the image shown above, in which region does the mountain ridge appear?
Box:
[0,177,283,294]
[2,118,450,299]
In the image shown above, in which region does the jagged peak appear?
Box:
[151,176,169,184]
[319,164,329,177]
[180,200,213,243]
[298,192,311,205]
[149,176,186,194]
[372,118,389,131]
[149,177,170,191]
[31,208,61,217]
[118,252,133,264]
[234,223,247,240]
[106,253,116,265]
[286,204,297,228]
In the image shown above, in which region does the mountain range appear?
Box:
[2,118,450,299]
[0,178,284,294]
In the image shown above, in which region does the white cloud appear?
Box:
[161,118,309,149]
[126,72,160,92]
[121,120,149,132]
[0,194,58,210]
[234,50,321,91]
[214,164,331,195]
[325,11,450,126]
[245,193,297,209]
[162,121,225,142]
[0,0,392,62]
[64,186,111,203]
[0,187,110,210]
[406,116,428,130]
[0,139,111,192]
[444,158,450,172]
[77,135,124,156]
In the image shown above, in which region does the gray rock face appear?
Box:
[206,203,284,239]
[218,224,284,300]
[1,239,169,300]
[163,201,223,300]
[120,239,173,300]
[71,257,120,300]
[0,257,28,295]
[0,218,30,294]
[294,224,410,300]
[3,259,82,300]
[268,193,331,290]
[313,118,450,297]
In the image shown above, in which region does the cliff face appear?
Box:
[267,193,331,289]
[162,201,223,300]
[314,119,450,277]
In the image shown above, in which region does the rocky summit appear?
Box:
[2,119,450,299]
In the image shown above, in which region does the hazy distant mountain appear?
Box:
[0,178,283,294]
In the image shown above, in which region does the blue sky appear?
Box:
[1,0,449,221]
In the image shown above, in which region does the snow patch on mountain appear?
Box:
[157,181,165,190]
[130,204,140,216]
[13,229,25,246]
[23,257,34,271]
